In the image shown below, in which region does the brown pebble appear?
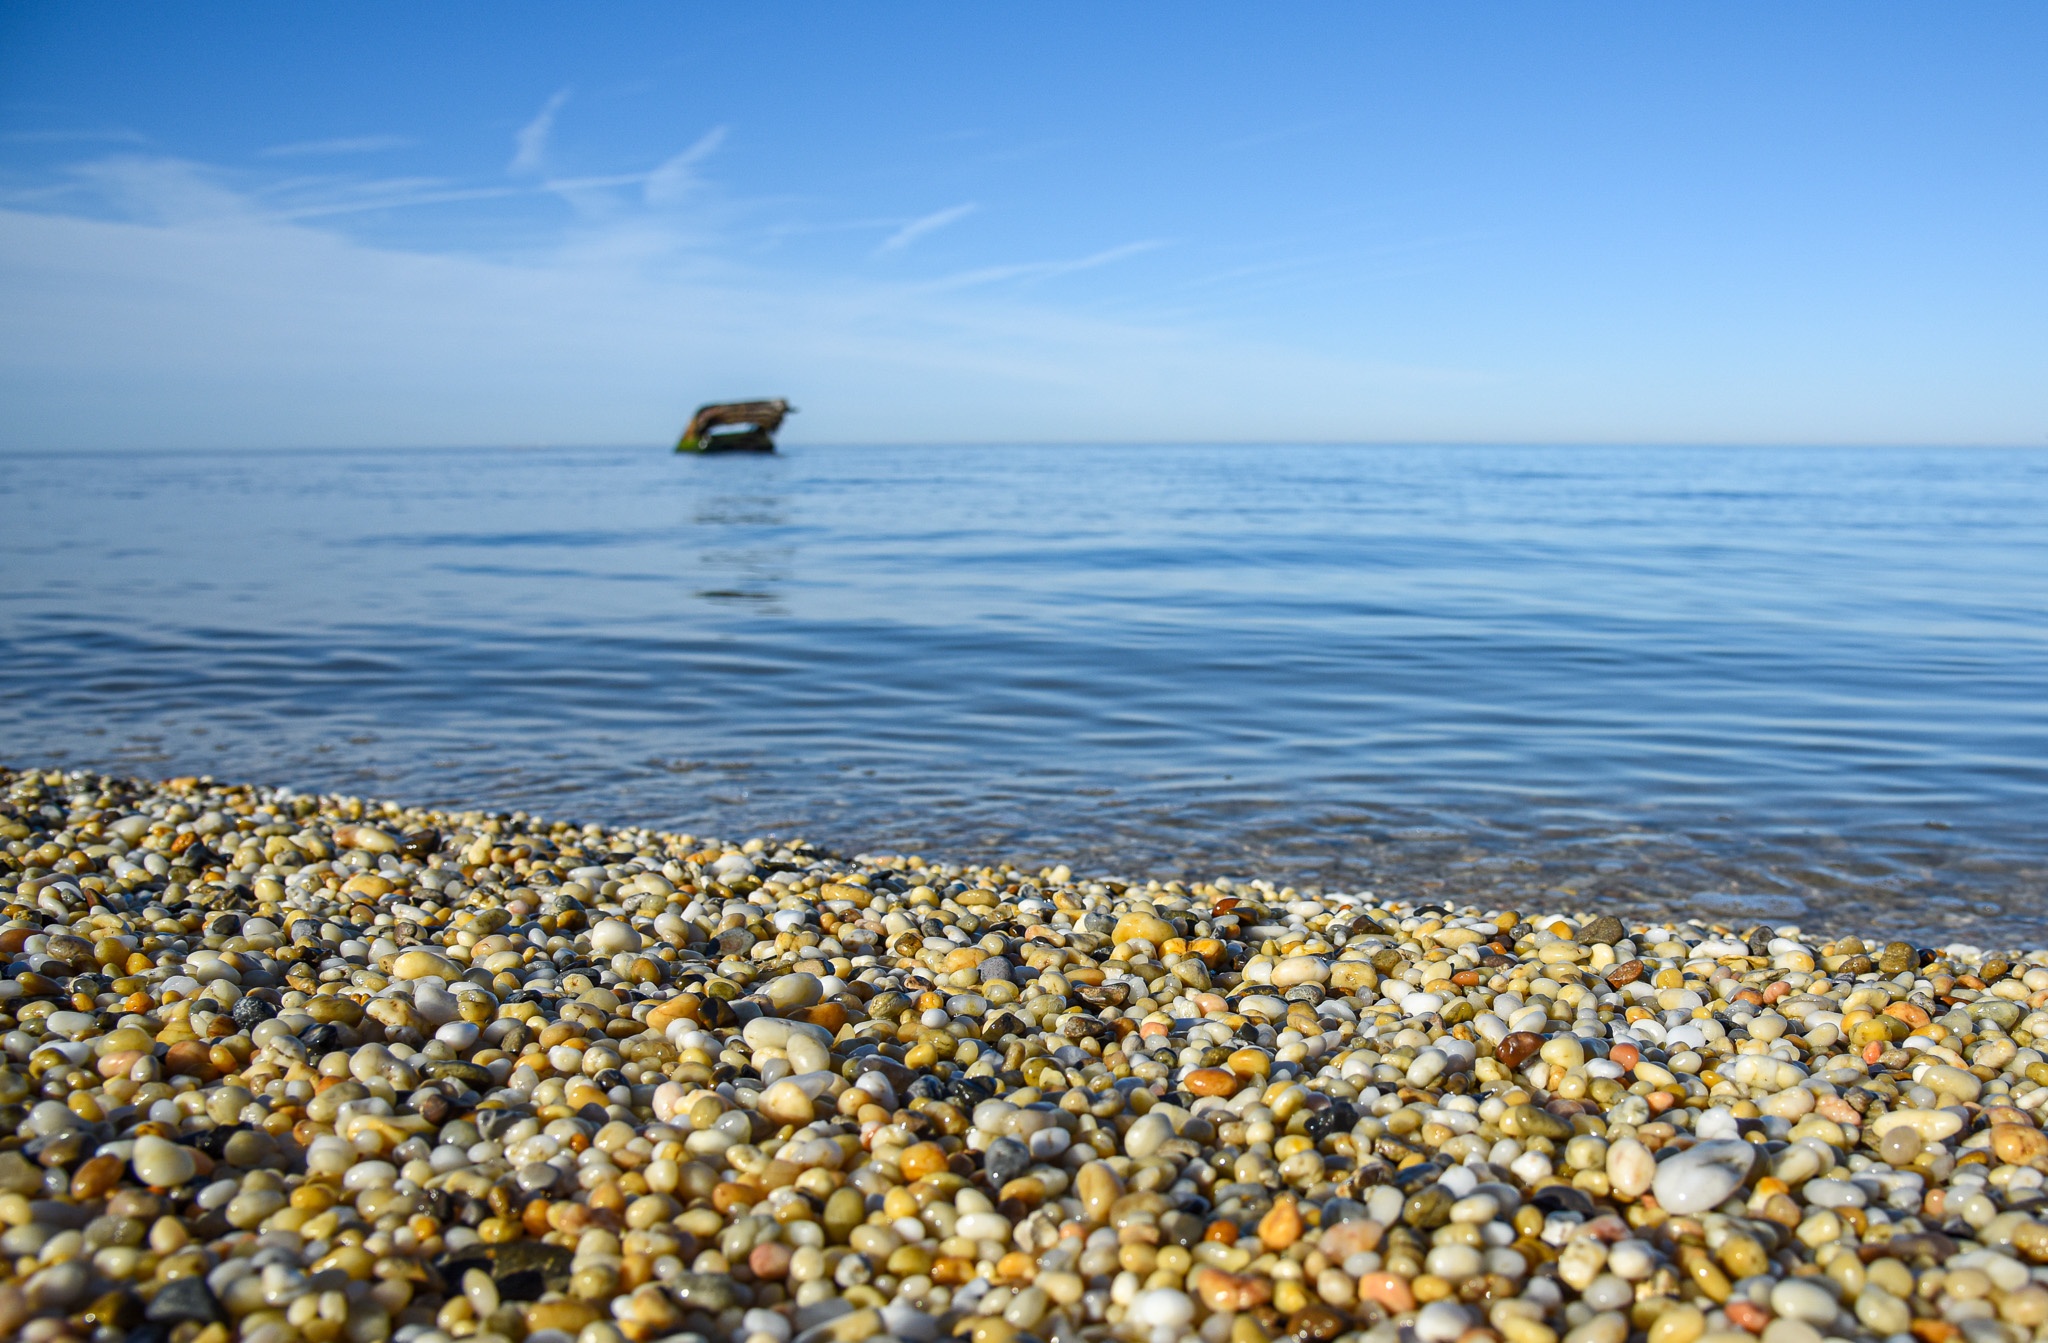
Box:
[1576,914,1626,944]
[163,1040,217,1081]
[1604,959,1645,988]
[8,765,2040,1343]
[71,1153,125,1200]
[1289,1304,1349,1342]
[1495,1031,1544,1068]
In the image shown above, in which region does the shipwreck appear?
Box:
[675,399,795,454]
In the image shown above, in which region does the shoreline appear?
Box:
[5,757,2036,958]
[5,763,2048,1343]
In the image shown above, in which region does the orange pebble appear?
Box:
[98,1050,144,1079]
[1607,1042,1640,1072]
[1184,1068,1239,1096]
[163,1040,217,1081]
[749,1242,792,1279]
[1205,1220,1238,1244]
[1190,1267,1271,1313]
[931,1255,977,1285]
[711,1181,761,1213]
[1727,1301,1771,1333]
[995,1251,1036,1283]
[898,1142,949,1181]
[797,1003,849,1032]
[1357,1271,1417,1313]
[1646,1091,1677,1114]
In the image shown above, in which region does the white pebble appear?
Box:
[1128,1288,1195,1329]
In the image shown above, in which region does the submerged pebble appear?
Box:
[3,764,2048,1343]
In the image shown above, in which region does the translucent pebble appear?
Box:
[1128,1286,1196,1330]
[1415,1300,1472,1343]
[740,1308,793,1342]
[1606,1241,1656,1281]
[130,1135,197,1188]
[1584,1274,1635,1310]
[435,1020,481,1050]
[1425,1244,1484,1280]
[1770,1279,1839,1325]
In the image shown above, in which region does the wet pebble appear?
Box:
[1,764,2046,1343]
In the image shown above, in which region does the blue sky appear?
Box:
[1,5,2043,448]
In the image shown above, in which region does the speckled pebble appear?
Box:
[1,764,2047,1343]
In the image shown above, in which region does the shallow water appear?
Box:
[3,444,2045,943]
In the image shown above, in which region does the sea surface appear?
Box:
[3,444,2045,944]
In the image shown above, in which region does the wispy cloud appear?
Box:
[259,135,413,159]
[267,180,531,221]
[509,89,571,175]
[61,155,255,226]
[875,203,977,256]
[645,127,728,206]
[0,153,1479,449]
[929,240,1166,291]
[542,172,661,194]
[0,134,1522,451]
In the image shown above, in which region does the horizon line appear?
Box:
[2,438,2045,456]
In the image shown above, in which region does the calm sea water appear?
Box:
[2,444,2044,943]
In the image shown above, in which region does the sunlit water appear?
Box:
[3,444,2045,943]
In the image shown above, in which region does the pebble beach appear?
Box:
[5,765,2048,1343]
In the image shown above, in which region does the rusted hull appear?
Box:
[678,427,777,454]
[676,399,793,453]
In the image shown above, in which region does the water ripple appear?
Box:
[3,443,2045,942]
